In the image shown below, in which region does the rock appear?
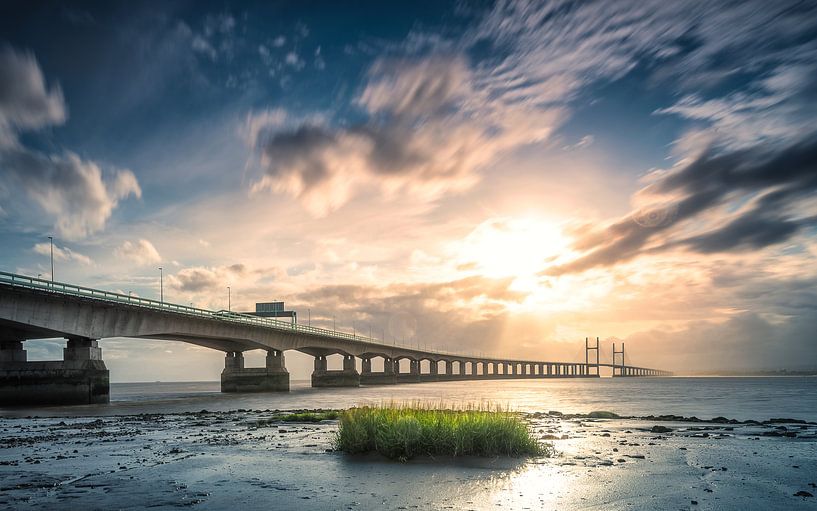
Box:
[768,418,807,425]
[691,500,698,505]
[587,411,620,419]
[651,425,673,433]
[794,491,813,497]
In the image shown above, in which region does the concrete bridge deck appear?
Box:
[0,271,671,405]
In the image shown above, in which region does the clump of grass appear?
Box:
[253,410,340,427]
[279,410,339,422]
[334,403,549,460]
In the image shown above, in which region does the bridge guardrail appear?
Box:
[0,271,458,357]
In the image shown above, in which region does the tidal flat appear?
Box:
[1,409,816,510]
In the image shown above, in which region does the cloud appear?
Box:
[0,46,141,239]
[248,54,561,215]
[290,275,526,350]
[191,35,217,60]
[115,239,162,266]
[471,0,817,105]
[167,263,251,293]
[244,1,817,218]
[1,147,142,239]
[284,51,304,70]
[623,311,817,372]
[545,134,817,275]
[657,64,817,150]
[0,45,66,147]
[33,242,92,265]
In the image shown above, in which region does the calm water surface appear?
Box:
[2,377,816,421]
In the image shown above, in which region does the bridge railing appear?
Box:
[0,271,455,356]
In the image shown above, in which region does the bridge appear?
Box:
[0,271,672,405]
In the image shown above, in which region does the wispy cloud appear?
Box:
[114,239,162,266]
[33,242,93,265]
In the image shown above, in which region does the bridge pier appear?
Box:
[311,354,360,387]
[221,349,290,392]
[0,337,110,405]
[359,356,398,385]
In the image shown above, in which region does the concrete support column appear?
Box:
[383,357,394,374]
[547,364,552,376]
[458,361,466,376]
[429,361,438,375]
[222,349,290,393]
[64,337,102,363]
[410,359,420,375]
[266,350,285,371]
[0,340,27,363]
[361,357,372,374]
[225,351,245,370]
[312,354,359,387]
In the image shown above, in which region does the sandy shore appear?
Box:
[1,410,816,510]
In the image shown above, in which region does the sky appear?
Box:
[1,0,816,381]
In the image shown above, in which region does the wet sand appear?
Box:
[1,410,816,510]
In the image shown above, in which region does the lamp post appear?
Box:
[308,308,311,326]
[158,267,163,303]
[227,286,231,311]
[47,236,54,283]
[333,315,336,332]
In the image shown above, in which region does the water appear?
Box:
[2,377,816,421]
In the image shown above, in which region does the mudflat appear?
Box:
[1,410,816,510]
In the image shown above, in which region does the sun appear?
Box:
[455,216,569,289]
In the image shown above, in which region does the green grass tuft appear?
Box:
[334,403,550,460]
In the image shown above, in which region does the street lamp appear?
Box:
[227,286,231,311]
[308,308,311,326]
[333,315,336,332]
[47,236,54,283]
[158,267,163,303]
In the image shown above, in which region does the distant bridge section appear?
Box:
[0,272,671,405]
